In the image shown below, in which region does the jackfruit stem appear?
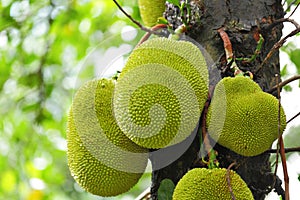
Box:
[201,150,219,169]
[137,24,168,46]
[226,162,237,200]
[231,62,253,79]
[168,24,187,40]
[207,150,219,169]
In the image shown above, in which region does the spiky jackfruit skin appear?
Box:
[67,79,148,197]
[138,0,166,27]
[113,37,208,149]
[173,168,254,200]
[207,76,286,156]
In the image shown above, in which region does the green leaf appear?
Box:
[157,179,175,200]
[283,85,292,92]
[167,0,181,7]
[285,0,300,12]
[280,64,288,77]
[289,49,300,74]
[298,174,300,182]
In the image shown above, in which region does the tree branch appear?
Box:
[279,136,290,200]
[137,24,168,46]
[226,162,237,200]
[256,6,300,73]
[257,20,300,73]
[287,3,300,18]
[276,75,290,200]
[268,75,300,93]
[113,0,160,35]
[287,111,300,124]
[267,147,300,153]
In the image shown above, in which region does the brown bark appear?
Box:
[150,0,285,199]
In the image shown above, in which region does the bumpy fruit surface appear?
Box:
[114,37,209,149]
[67,79,148,197]
[173,168,254,200]
[138,0,166,27]
[207,76,286,156]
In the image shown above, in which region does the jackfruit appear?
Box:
[173,168,254,200]
[67,79,148,197]
[207,76,286,156]
[113,37,209,149]
[138,0,166,27]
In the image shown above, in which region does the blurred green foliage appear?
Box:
[0,0,150,199]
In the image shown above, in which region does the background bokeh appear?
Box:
[0,0,299,199]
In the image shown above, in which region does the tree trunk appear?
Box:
[150,0,285,199]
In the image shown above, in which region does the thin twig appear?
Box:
[279,136,290,200]
[287,111,300,124]
[266,17,300,31]
[276,74,290,200]
[287,2,300,18]
[256,12,300,73]
[268,75,300,93]
[267,147,300,153]
[284,1,299,16]
[273,141,280,190]
[226,162,237,200]
[257,26,300,73]
[112,0,158,35]
[137,24,168,46]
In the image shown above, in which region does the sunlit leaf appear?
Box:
[283,85,292,92]
[280,64,288,77]
[157,17,169,25]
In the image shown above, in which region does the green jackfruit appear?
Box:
[207,76,286,156]
[138,0,166,27]
[67,79,148,197]
[173,168,254,200]
[113,37,209,148]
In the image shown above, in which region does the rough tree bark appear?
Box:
[150,0,285,199]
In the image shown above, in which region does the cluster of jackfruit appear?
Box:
[173,168,254,200]
[138,0,166,27]
[67,32,286,198]
[67,37,209,197]
[207,76,286,156]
